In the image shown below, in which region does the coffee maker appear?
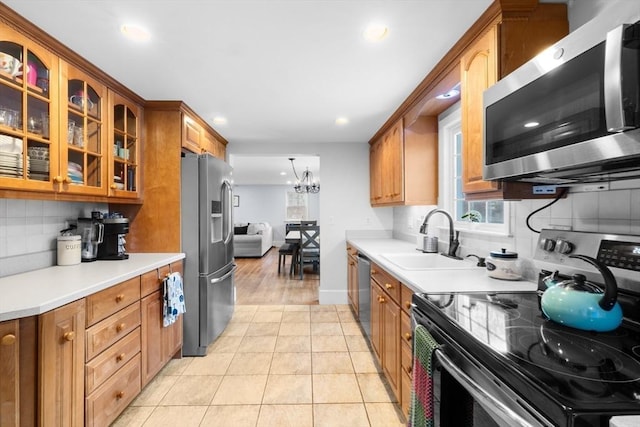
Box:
[97,217,129,260]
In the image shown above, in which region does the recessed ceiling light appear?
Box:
[120,23,151,42]
[335,117,349,126]
[524,121,540,128]
[363,23,389,42]
[213,116,228,126]
[280,172,286,176]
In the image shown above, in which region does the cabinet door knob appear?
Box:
[116,323,126,333]
[404,333,412,341]
[116,353,125,362]
[62,177,71,184]
[115,294,125,303]
[405,302,411,310]
[115,391,125,400]
[378,296,386,303]
[110,184,118,190]
[63,331,75,342]
[1,334,16,346]
[53,176,63,183]
[385,283,393,290]
[407,366,413,374]
[371,269,378,275]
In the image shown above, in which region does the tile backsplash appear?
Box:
[0,198,107,277]
[393,187,640,281]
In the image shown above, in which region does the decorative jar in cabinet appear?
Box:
[58,60,108,196]
[0,26,60,193]
[108,90,141,198]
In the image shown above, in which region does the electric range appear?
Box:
[411,230,640,426]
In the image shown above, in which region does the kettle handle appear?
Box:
[568,254,618,311]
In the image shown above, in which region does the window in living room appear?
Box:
[286,191,309,221]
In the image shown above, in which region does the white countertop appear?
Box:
[0,253,185,321]
[348,238,537,294]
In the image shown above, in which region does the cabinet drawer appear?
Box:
[85,353,141,427]
[401,337,413,377]
[85,327,141,394]
[86,277,140,327]
[400,310,412,348]
[401,284,414,314]
[86,302,141,361]
[140,266,170,297]
[370,263,400,303]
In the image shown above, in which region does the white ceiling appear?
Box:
[3,0,494,184]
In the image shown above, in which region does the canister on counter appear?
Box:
[57,234,81,266]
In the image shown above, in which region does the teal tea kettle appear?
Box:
[540,254,623,332]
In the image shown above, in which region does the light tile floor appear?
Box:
[112,304,406,427]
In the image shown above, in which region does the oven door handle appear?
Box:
[435,349,540,427]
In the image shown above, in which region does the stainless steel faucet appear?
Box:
[419,209,462,259]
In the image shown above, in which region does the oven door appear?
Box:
[411,308,552,427]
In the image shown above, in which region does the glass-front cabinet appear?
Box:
[109,91,140,198]
[0,28,59,192]
[59,60,107,196]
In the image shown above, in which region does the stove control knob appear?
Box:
[541,238,556,252]
[556,239,574,255]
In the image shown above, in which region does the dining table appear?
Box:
[285,230,301,243]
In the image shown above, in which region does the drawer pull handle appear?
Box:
[404,333,412,341]
[378,296,386,303]
[1,334,16,346]
[63,331,75,342]
[405,302,411,310]
[385,283,393,290]
[115,294,125,303]
[371,269,378,275]
[116,391,125,400]
[116,353,125,362]
[116,323,126,333]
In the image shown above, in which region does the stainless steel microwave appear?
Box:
[483,7,640,184]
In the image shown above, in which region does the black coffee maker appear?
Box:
[97,217,129,260]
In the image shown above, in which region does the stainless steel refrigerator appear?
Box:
[181,153,235,356]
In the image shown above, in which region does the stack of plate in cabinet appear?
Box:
[27,146,49,181]
[67,161,83,184]
[0,135,27,178]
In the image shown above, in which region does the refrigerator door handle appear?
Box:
[222,180,233,245]
[210,264,237,284]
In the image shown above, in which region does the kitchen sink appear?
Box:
[379,253,477,270]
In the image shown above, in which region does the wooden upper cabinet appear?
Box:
[370,117,438,207]
[182,116,201,153]
[461,25,498,195]
[0,26,59,193]
[461,2,568,199]
[108,90,142,199]
[59,60,109,196]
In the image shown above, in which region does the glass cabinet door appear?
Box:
[0,29,58,192]
[59,61,107,195]
[109,91,140,198]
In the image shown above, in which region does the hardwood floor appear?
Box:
[235,247,320,305]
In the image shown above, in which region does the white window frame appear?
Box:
[439,103,510,235]
[285,190,309,221]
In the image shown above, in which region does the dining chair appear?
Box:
[278,242,298,275]
[298,224,320,279]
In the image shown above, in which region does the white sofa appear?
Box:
[233,222,273,257]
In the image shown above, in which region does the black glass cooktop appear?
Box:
[413,291,640,417]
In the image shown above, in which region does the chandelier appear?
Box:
[289,158,320,193]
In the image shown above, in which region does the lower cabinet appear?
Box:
[0,260,184,427]
[140,261,184,387]
[0,319,20,427]
[370,262,401,401]
[39,299,86,427]
[369,261,415,419]
[346,244,359,317]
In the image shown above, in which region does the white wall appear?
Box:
[233,184,320,244]
[227,142,393,304]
